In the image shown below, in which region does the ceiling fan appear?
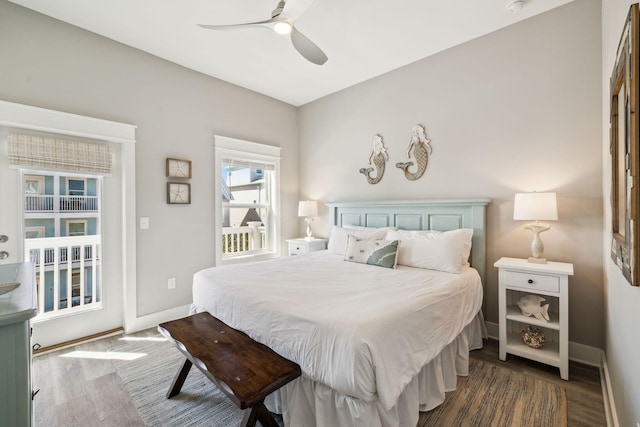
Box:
[198,0,328,65]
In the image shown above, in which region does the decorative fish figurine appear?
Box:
[517,294,550,322]
[359,134,388,184]
[396,124,432,180]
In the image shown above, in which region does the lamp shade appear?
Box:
[298,200,318,217]
[513,192,558,221]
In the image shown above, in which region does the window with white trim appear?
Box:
[25,226,45,239]
[67,177,86,196]
[214,135,281,264]
[9,133,107,319]
[66,220,87,236]
[25,175,44,194]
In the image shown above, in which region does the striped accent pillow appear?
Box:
[344,235,399,269]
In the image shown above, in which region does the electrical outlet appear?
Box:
[168,277,176,289]
[140,217,150,229]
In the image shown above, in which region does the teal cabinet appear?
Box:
[0,263,37,427]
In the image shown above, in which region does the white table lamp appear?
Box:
[513,192,558,264]
[298,200,318,240]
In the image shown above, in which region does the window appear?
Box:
[25,175,44,194]
[214,135,281,264]
[21,170,102,318]
[25,226,45,239]
[2,104,134,345]
[24,175,49,212]
[67,220,87,236]
[67,178,86,196]
[10,134,108,319]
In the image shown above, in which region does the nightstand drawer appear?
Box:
[504,270,559,293]
[287,238,327,256]
[289,243,308,255]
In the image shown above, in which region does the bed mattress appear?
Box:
[191,251,483,411]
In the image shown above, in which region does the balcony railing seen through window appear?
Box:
[24,235,101,319]
[24,194,98,212]
[222,223,266,255]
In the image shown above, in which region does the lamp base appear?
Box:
[524,224,550,264]
[305,217,313,240]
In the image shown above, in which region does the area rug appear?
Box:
[112,336,566,427]
[419,359,568,427]
[111,336,255,426]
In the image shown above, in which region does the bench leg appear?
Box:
[167,358,193,399]
[240,399,280,427]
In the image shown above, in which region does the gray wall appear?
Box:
[602,1,640,426]
[3,1,625,419]
[0,0,299,317]
[299,0,604,349]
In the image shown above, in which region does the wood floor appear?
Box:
[32,331,606,426]
[461,339,606,427]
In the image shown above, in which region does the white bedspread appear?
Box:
[191,251,483,410]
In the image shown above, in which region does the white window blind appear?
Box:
[7,133,112,175]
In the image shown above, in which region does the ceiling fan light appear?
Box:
[273,21,292,35]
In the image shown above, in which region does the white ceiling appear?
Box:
[9,0,575,106]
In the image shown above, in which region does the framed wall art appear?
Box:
[166,157,192,178]
[167,182,191,204]
[610,3,639,286]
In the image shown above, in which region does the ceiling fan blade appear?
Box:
[198,18,275,31]
[200,0,288,30]
[290,25,327,65]
[278,0,316,20]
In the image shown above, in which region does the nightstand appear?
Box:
[286,238,327,256]
[494,257,573,380]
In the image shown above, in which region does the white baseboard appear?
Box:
[569,341,602,367]
[484,321,602,366]
[33,329,124,357]
[485,320,499,340]
[123,304,191,334]
[600,351,620,427]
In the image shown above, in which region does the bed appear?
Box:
[190,199,490,426]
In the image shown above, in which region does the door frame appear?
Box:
[0,100,140,331]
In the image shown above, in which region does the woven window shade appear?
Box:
[8,133,112,175]
[222,158,275,171]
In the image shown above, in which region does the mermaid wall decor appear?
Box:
[359,134,388,185]
[396,124,432,181]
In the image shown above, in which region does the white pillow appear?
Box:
[327,226,395,255]
[344,235,399,269]
[388,228,474,265]
[386,228,474,273]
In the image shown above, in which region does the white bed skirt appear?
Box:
[262,311,487,427]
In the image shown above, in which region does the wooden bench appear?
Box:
[158,312,301,427]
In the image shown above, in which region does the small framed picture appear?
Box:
[166,158,192,178]
[167,182,191,204]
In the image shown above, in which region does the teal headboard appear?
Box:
[325,199,491,283]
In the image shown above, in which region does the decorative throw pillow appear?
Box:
[344,235,399,269]
[327,226,395,255]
